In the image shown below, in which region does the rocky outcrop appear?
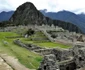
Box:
[10,2,82,33]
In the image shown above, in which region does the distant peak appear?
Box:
[59,10,71,13]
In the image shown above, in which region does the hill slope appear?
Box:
[0,11,14,22]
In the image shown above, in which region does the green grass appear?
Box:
[0,32,42,69]
[20,31,71,49]
[0,31,71,69]
[21,40,71,49]
[34,42,71,48]
[30,31,49,41]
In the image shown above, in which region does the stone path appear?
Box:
[0,57,13,70]
[0,54,30,70]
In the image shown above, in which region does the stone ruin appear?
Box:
[13,39,85,70]
[14,39,54,55]
[14,39,43,51]
[38,54,58,70]
[38,43,85,70]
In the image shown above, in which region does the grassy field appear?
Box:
[0,32,42,69]
[21,40,71,49]
[0,31,71,69]
[20,31,71,49]
[34,42,71,48]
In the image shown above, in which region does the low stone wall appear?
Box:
[35,49,53,55]
[14,39,60,55]
[14,39,43,51]
[6,36,24,39]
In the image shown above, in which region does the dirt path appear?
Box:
[0,57,13,70]
[0,54,30,70]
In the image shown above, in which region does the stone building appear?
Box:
[38,43,85,70]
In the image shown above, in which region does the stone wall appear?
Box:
[38,54,58,70]
[14,39,54,55]
[51,49,70,61]
[38,43,85,70]
[14,39,43,50]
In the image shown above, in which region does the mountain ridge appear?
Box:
[0,11,14,22]
[0,2,83,33]
[40,10,85,33]
[9,2,82,33]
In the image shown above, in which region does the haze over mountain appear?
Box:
[40,10,85,33]
[78,13,85,20]
[0,11,14,22]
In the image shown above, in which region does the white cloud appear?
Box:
[0,0,85,14]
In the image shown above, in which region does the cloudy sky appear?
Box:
[0,0,85,14]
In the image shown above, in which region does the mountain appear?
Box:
[40,10,85,33]
[78,13,85,20]
[10,2,82,33]
[10,2,47,25]
[0,11,14,22]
